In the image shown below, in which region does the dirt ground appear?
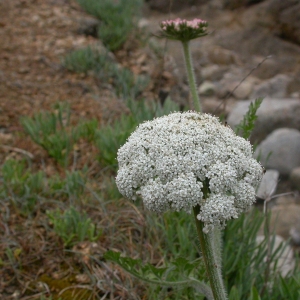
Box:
[0,0,137,164]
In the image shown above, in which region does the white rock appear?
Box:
[256,235,295,277]
[255,128,300,176]
[227,98,300,143]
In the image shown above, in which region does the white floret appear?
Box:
[116,112,263,233]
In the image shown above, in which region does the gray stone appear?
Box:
[250,56,290,80]
[267,0,300,45]
[207,46,238,65]
[290,167,300,190]
[256,235,295,277]
[224,0,264,9]
[269,203,300,242]
[279,4,300,45]
[290,225,300,246]
[201,65,228,81]
[227,98,300,143]
[216,26,300,76]
[199,80,216,96]
[233,79,255,100]
[256,169,279,200]
[146,0,208,12]
[251,74,292,99]
[255,128,300,176]
[215,68,253,99]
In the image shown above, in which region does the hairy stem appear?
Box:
[182,41,202,112]
[193,205,227,300]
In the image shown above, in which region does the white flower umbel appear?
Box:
[116,112,262,233]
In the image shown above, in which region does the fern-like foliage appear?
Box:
[104,251,213,299]
[235,98,263,140]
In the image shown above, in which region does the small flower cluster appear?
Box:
[116,112,263,233]
[159,18,208,42]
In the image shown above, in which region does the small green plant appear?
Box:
[100,175,122,200]
[235,97,263,140]
[96,114,137,168]
[64,46,148,99]
[76,0,143,51]
[65,170,87,201]
[63,46,108,74]
[47,206,102,248]
[20,103,75,167]
[76,118,98,142]
[1,159,45,214]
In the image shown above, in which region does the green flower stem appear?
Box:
[193,205,227,300]
[182,41,202,112]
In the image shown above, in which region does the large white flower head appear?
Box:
[116,112,263,233]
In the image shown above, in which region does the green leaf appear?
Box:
[235,97,263,140]
[250,286,261,300]
[228,286,240,300]
[104,250,213,299]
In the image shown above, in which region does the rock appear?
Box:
[76,17,100,37]
[146,0,208,12]
[287,70,300,96]
[251,74,292,99]
[279,3,300,45]
[290,167,300,190]
[198,80,216,96]
[256,169,279,200]
[290,225,300,246]
[216,75,256,100]
[275,195,297,206]
[207,46,238,65]
[256,235,295,277]
[227,98,300,143]
[233,79,255,100]
[266,0,300,44]
[267,0,299,15]
[269,203,300,242]
[201,64,228,81]
[216,27,300,77]
[137,18,150,29]
[255,128,300,176]
[250,56,290,80]
[215,67,254,99]
[223,0,264,9]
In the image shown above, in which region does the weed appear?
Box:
[20,103,75,167]
[63,46,109,74]
[64,45,148,99]
[76,0,143,51]
[95,114,137,168]
[1,159,45,214]
[76,118,98,142]
[47,206,102,248]
[65,170,87,202]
